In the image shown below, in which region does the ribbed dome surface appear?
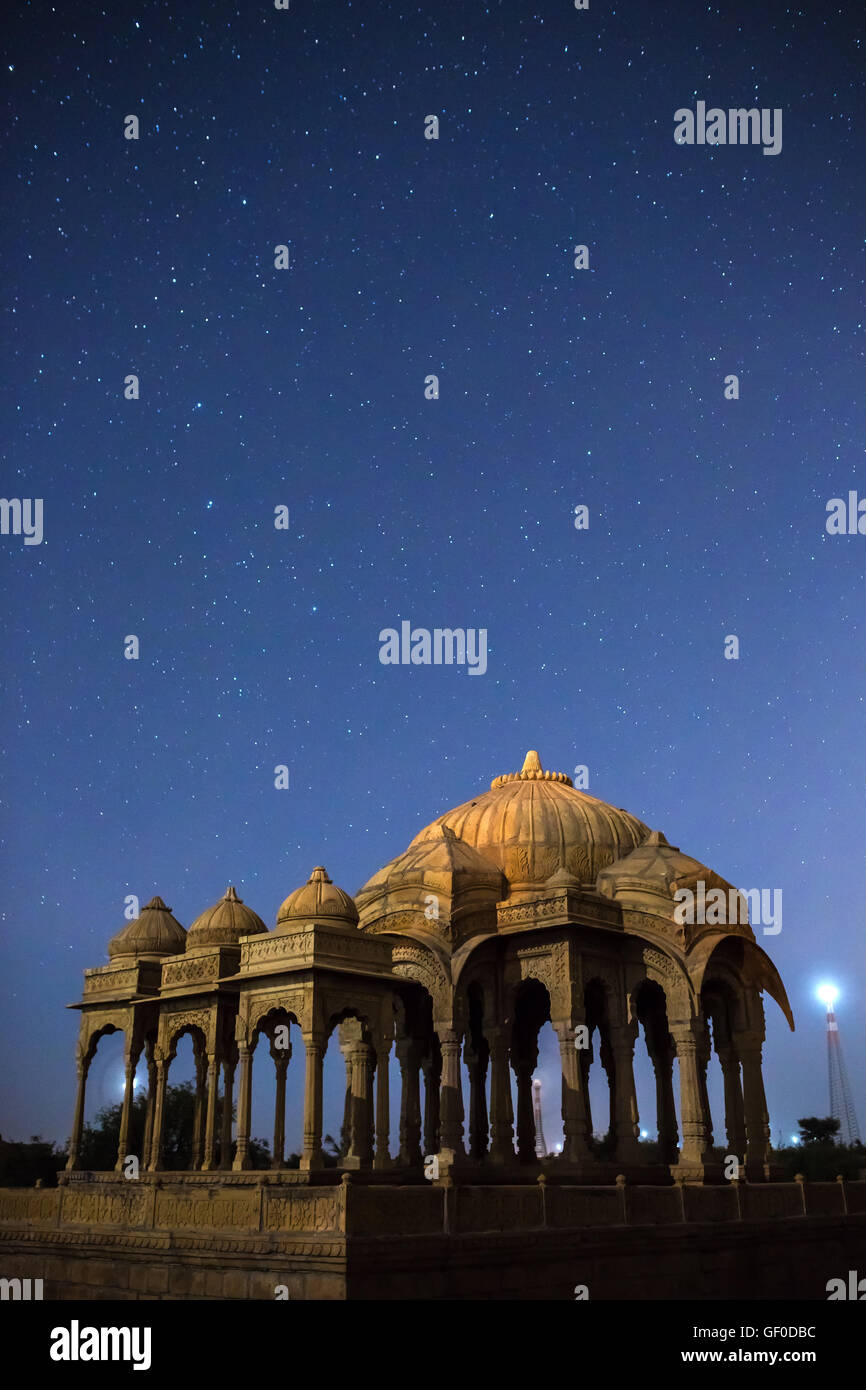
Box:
[186,885,268,948]
[107,896,187,960]
[407,751,650,888]
[277,866,359,929]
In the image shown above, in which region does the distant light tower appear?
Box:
[818,984,861,1145]
[532,1078,548,1158]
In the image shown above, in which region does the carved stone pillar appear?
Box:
[609,1023,642,1164]
[191,1050,208,1171]
[374,1032,392,1170]
[579,1041,594,1139]
[600,1034,616,1143]
[202,1051,220,1171]
[513,1057,536,1164]
[148,1056,169,1171]
[437,1027,465,1167]
[421,1048,441,1155]
[670,1019,713,1175]
[345,1042,374,1168]
[300,1033,325,1171]
[65,1054,91,1171]
[219,1055,236,1170]
[649,1042,679,1165]
[464,1039,489,1162]
[554,1020,592,1162]
[232,1041,254,1171]
[737,1034,771,1174]
[696,1018,714,1152]
[142,1052,157,1170]
[115,1046,140,1172]
[718,1045,747,1161]
[271,1045,290,1170]
[396,1038,423,1166]
[487,1027,514,1164]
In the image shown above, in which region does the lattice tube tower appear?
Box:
[532,1078,548,1158]
[826,999,861,1145]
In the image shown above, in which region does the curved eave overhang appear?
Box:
[687,932,795,1031]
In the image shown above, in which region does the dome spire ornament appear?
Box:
[491,749,573,789]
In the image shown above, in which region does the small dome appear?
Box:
[597,831,706,898]
[596,831,743,924]
[186,885,267,948]
[276,866,359,929]
[107,895,186,961]
[356,824,505,913]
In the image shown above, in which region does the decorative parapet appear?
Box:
[0,1179,343,1238]
[161,947,240,994]
[80,960,161,1001]
[497,889,620,933]
[239,921,394,980]
[1,1177,860,1240]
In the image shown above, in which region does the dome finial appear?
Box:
[490,750,573,789]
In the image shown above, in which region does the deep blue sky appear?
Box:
[2,0,864,1154]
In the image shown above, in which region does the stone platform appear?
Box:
[1,1173,865,1300]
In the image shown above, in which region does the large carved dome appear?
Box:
[403,750,650,891]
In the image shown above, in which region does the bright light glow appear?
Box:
[817,983,838,1008]
[640,1130,648,1139]
[791,1135,800,1145]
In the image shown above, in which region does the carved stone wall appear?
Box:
[2,1180,866,1301]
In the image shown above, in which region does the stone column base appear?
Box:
[670,1159,724,1185]
[433,1147,467,1178]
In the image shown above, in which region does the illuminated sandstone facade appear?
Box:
[65,750,793,1186]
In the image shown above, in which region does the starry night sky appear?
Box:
[2,0,864,1156]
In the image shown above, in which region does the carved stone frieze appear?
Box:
[391,942,450,1014]
[243,992,308,1035]
[158,1007,213,1051]
[0,1191,59,1223]
[83,967,139,995]
[61,1190,147,1227]
[161,954,224,986]
[264,1193,340,1233]
[363,909,455,946]
[80,1011,131,1057]
[155,1193,258,1231]
[497,894,568,927]
[642,947,680,981]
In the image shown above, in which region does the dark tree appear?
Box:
[0,1134,66,1187]
[73,1083,272,1170]
[797,1116,841,1145]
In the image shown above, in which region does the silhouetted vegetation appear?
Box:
[796,1116,842,1145]
[0,1134,65,1187]
[76,1083,272,1170]
[0,1082,277,1184]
